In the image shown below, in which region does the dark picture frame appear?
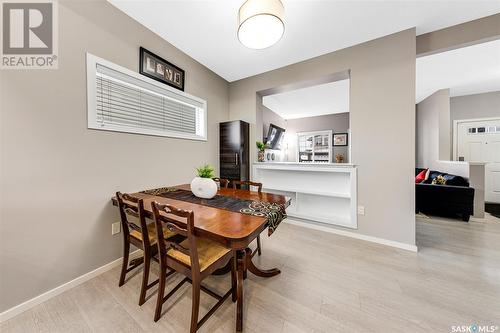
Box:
[333,133,348,146]
[139,47,185,91]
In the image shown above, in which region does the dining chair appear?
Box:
[116,192,176,306]
[231,180,264,256]
[212,177,230,188]
[151,202,236,332]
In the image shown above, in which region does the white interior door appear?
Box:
[456,118,500,203]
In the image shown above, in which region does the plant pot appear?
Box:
[190,177,217,199]
[258,150,265,162]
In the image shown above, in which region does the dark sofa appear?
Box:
[415,168,475,222]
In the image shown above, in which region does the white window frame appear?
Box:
[86,53,207,141]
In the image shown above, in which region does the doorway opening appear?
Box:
[256,70,351,164]
[415,39,500,224]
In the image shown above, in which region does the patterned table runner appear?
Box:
[142,187,286,236]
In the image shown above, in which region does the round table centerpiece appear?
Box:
[191,164,217,199]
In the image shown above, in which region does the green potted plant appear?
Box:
[190,164,217,199]
[256,141,268,162]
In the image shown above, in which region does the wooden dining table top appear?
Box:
[111,184,290,249]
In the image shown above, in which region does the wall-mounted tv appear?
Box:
[265,124,285,150]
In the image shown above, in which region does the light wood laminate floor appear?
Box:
[2,214,500,333]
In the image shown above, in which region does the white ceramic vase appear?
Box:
[190,177,218,199]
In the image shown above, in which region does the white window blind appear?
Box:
[87,53,207,141]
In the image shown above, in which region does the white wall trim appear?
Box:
[285,219,418,252]
[0,250,141,323]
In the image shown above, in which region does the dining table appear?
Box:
[111,183,290,331]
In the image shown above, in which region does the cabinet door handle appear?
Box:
[235,153,239,166]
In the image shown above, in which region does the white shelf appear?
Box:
[253,163,357,229]
[263,186,350,198]
[298,130,333,163]
[287,212,351,227]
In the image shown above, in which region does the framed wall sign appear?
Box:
[333,133,348,146]
[139,47,185,91]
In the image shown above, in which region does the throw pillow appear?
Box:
[425,171,441,184]
[415,169,428,183]
[431,175,446,185]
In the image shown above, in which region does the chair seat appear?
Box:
[130,222,175,245]
[167,238,230,272]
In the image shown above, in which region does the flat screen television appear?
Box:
[265,124,285,150]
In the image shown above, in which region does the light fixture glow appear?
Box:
[238,0,285,49]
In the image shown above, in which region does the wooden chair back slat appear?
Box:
[163,221,188,237]
[123,207,140,218]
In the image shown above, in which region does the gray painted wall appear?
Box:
[416,89,452,169]
[262,106,286,138]
[450,91,500,124]
[0,0,229,312]
[229,29,416,246]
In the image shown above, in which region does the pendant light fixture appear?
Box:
[238,0,285,49]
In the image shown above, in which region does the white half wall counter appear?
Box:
[253,162,357,229]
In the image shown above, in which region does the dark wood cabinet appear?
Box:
[219,120,249,182]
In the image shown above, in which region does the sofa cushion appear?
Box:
[415,169,428,183]
[424,171,442,184]
[442,174,468,187]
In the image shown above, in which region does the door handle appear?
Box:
[235,153,239,166]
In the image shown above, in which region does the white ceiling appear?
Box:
[262,79,349,119]
[109,0,500,82]
[416,39,500,103]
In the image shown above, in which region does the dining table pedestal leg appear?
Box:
[244,248,281,277]
[235,248,282,332]
[211,260,232,276]
[236,249,246,332]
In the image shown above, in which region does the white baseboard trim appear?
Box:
[0,250,141,323]
[285,219,418,252]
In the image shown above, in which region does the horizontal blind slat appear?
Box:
[95,64,199,136]
[96,98,195,121]
[97,107,195,132]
